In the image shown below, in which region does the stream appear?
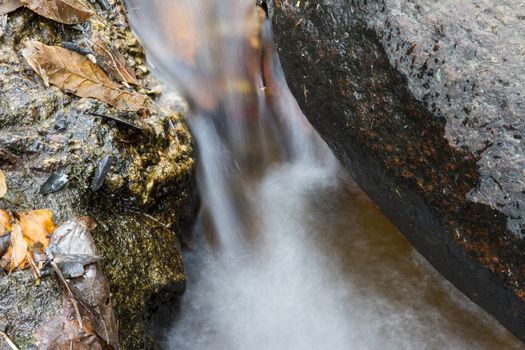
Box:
[125,1,524,349]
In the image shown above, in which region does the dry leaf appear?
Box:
[22,0,92,25]
[0,209,56,272]
[0,169,6,198]
[35,220,119,349]
[19,209,55,248]
[92,32,138,86]
[0,209,12,234]
[0,0,22,15]
[22,40,149,112]
[9,223,27,271]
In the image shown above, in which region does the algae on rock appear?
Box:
[0,1,198,349]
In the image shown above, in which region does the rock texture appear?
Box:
[269,0,525,341]
[0,1,197,349]
[0,271,63,349]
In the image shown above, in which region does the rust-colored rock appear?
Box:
[268,0,525,341]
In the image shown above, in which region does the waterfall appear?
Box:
[125,1,523,349]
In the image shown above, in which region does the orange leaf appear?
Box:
[0,210,12,235]
[19,209,55,249]
[9,223,27,272]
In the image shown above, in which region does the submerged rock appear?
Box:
[0,1,198,349]
[269,0,525,342]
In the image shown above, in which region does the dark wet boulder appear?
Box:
[268,0,525,341]
[0,1,197,349]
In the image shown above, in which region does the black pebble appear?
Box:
[91,155,113,192]
[40,173,69,195]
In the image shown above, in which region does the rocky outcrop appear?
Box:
[0,1,197,349]
[269,0,525,341]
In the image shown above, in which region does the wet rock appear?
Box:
[0,1,198,349]
[269,0,525,341]
[0,270,63,350]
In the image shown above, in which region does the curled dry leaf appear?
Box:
[18,209,55,247]
[22,40,149,112]
[9,223,26,272]
[91,32,138,86]
[0,210,12,234]
[0,0,22,16]
[0,209,55,272]
[23,0,92,25]
[0,169,6,198]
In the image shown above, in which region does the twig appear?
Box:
[50,262,84,330]
[128,210,171,230]
[0,330,20,350]
[91,112,143,130]
[25,252,41,280]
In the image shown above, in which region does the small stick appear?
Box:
[0,330,20,350]
[50,262,84,330]
[128,210,171,230]
[91,112,143,130]
[25,252,41,280]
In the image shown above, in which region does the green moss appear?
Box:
[0,2,198,349]
[89,204,187,349]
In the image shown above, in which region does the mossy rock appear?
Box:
[0,1,198,348]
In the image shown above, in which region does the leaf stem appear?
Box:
[0,330,20,350]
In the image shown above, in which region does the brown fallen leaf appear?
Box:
[35,220,118,349]
[36,292,112,350]
[22,40,149,112]
[0,169,6,198]
[9,223,27,272]
[19,209,55,248]
[0,0,22,16]
[22,0,92,25]
[91,32,138,87]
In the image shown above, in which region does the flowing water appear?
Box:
[126,1,524,349]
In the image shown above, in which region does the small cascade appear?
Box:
[125,1,524,349]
